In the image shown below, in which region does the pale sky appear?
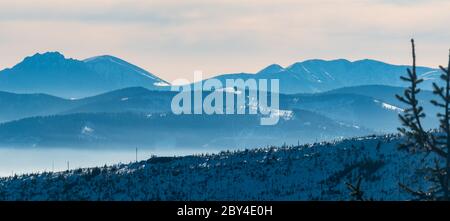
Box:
[0,0,449,82]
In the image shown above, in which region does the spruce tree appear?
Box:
[397,39,450,200]
[345,176,365,201]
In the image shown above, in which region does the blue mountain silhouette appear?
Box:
[0,52,169,98]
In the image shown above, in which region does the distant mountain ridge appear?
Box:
[0,52,169,98]
[0,110,370,149]
[204,59,439,94]
[0,51,441,97]
[0,84,440,148]
[0,85,438,130]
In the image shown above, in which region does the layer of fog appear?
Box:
[0,147,221,177]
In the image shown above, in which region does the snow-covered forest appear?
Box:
[0,134,432,200]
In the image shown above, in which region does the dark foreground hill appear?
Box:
[0,134,430,200]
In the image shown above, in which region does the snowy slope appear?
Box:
[83,55,169,87]
[0,134,432,200]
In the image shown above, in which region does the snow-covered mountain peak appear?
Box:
[83,54,169,85]
[257,64,285,74]
[12,51,74,69]
[28,51,66,61]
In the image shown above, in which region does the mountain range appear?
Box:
[0,52,443,149]
[0,84,440,149]
[0,52,169,98]
[0,52,441,97]
[199,59,439,94]
[0,51,445,201]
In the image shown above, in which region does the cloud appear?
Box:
[0,0,449,81]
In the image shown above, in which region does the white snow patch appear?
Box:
[420,70,440,81]
[154,82,170,87]
[374,99,404,112]
[270,109,294,120]
[107,57,157,80]
[247,101,294,120]
[301,65,311,73]
[338,122,360,129]
[88,56,162,81]
[289,72,302,81]
[323,70,335,80]
[217,87,242,95]
[420,70,439,77]
[81,126,94,134]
